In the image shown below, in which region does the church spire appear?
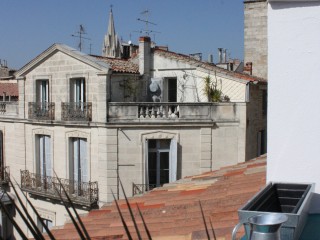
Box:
[102,7,121,58]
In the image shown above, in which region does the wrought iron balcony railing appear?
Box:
[61,102,92,121]
[28,102,55,120]
[0,166,10,185]
[132,183,156,196]
[20,170,98,208]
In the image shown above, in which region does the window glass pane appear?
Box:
[148,139,156,149]
[160,152,169,185]
[159,139,170,149]
[148,152,157,170]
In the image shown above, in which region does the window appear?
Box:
[262,90,267,116]
[69,138,88,195]
[167,78,177,102]
[36,80,49,105]
[35,135,51,178]
[37,217,53,233]
[257,130,267,156]
[146,139,177,187]
[70,78,85,103]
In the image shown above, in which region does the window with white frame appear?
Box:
[70,78,85,103]
[36,80,49,106]
[35,134,52,188]
[37,217,53,233]
[69,138,88,195]
[145,139,177,188]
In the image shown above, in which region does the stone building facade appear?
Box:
[0,39,266,236]
[244,0,268,79]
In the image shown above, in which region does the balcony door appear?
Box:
[70,78,85,105]
[146,139,177,188]
[35,135,52,188]
[36,80,49,109]
[70,138,88,195]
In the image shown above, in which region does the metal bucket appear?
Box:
[232,213,288,240]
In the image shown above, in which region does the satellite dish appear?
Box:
[128,40,132,44]
[149,81,159,92]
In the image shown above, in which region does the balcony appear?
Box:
[61,102,92,121]
[20,170,98,208]
[0,101,18,118]
[0,166,10,185]
[108,102,245,123]
[28,102,55,121]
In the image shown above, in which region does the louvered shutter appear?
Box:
[73,138,79,183]
[80,139,88,182]
[45,136,51,177]
[169,139,177,182]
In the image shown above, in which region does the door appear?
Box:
[36,135,51,188]
[36,80,49,109]
[147,139,177,187]
[70,138,88,195]
[70,78,85,108]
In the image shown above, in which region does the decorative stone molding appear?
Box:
[139,130,179,144]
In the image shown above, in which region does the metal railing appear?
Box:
[132,183,157,196]
[0,166,9,184]
[138,103,179,119]
[61,102,92,121]
[28,102,55,120]
[20,170,98,207]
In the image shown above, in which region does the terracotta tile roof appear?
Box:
[154,49,267,83]
[91,55,139,74]
[0,83,18,96]
[49,155,266,240]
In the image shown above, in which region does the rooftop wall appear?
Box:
[268,1,320,192]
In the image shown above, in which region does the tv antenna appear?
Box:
[71,24,91,52]
[137,9,159,36]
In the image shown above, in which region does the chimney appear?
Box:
[244,62,253,75]
[139,36,151,76]
[208,54,213,63]
[223,49,227,63]
[218,48,223,63]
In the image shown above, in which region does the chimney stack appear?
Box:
[218,48,223,63]
[208,54,213,63]
[223,49,227,63]
[139,36,151,76]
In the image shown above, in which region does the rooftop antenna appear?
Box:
[71,24,91,52]
[137,9,158,36]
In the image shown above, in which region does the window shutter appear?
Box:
[169,139,177,182]
[0,131,3,168]
[45,136,51,177]
[36,81,41,102]
[80,139,88,182]
[73,139,79,182]
[45,81,49,103]
[39,136,44,176]
[70,79,75,102]
[35,136,40,175]
[145,139,149,185]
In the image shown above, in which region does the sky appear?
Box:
[0,0,244,70]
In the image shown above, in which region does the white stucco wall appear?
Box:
[268,1,320,192]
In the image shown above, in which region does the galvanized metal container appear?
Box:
[237,182,314,240]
